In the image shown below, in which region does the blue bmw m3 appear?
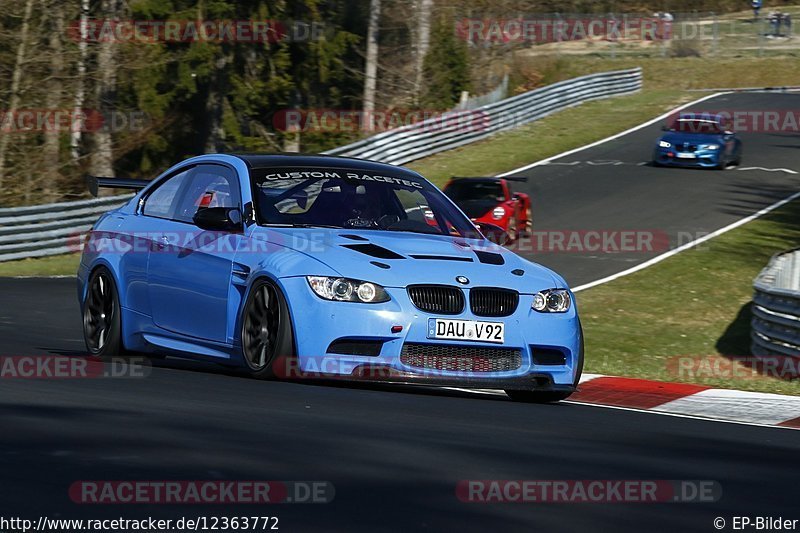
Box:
[652,113,742,169]
[78,154,582,402]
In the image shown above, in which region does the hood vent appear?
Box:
[341,243,404,259]
[474,250,505,265]
[340,234,369,241]
[410,254,473,262]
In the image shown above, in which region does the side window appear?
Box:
[142,168,191,219]
[173,165,240,224]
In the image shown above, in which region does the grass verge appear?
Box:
[0,254,80,277]
[408,89,691,186]
[579,199,800,396]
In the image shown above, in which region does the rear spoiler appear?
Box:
[86,175,151,197]
[450,176,528,183]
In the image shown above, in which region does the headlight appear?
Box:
[658,140,671,148]
[492,206,506,220]
[702,144,720,150]
[307,276,389,303]
[531,289,571,313]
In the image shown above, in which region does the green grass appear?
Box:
[0,254,80,277]
[579,199,800,396]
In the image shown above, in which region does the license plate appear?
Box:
[427,318,504,344]
[676,152,696,159]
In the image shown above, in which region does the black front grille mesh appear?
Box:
[400,343,522,372]
[407,285,465,315]
[469,288,519,317]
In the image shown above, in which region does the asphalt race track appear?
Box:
[1,92,798,532]
[512,92,800,286]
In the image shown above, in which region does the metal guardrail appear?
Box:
[324,68,642,165]
[752,249,800,357]
[0,68,641,263]
[0,195,131,262]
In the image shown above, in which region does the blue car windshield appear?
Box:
[668,119,725,134]
[250,167,480,237]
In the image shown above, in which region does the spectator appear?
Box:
[752,0,762,20]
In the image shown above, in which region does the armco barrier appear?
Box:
[0,68,642,262]
[752,249,800,357]
[0,195,131,262]
[323,68,642,165]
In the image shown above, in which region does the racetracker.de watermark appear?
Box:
[69,481,334,504]
[67,19,327,43]
[666,110,800,133]
[667,355,800,380]
[273,109,490,133]
[0,109,148,134]
[0,356,149,379]
[456,480,721,503]
[508,230,670,254]
[457,16,679,44]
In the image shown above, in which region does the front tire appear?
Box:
[505,321,584,403]
[82,267,123,359]
[241,279,294,379]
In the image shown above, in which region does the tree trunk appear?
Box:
[42,0,65,200]
[413,0,432,104]
[70,0,90,164]
[0,0,35,187]
[90,0,122,191]
[204,55,229,153]
[362,0,381,132]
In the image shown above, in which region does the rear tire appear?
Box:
[505,321,584,403]
[241,279,294,379]
[82,267,123,360]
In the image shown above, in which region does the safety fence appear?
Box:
[752,249,800,357]
[324,67,642,165]
[0,195,131,262]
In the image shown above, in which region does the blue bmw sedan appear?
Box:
[652,113,742,169]
[78,154,583,402]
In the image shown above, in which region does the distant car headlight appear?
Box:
[702,144,720,150]
[307,276,389,303]
[658,140,672,148]
[492,206,506,220]
[532,289,571,313]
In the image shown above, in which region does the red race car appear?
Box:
[443,176,532,242]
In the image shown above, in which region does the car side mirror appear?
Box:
[475,222,509,245]
[193,207,243,232]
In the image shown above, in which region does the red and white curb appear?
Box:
[573,374,800,429]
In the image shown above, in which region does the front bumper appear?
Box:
[653,147,721,168]
[277,277,582,391]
